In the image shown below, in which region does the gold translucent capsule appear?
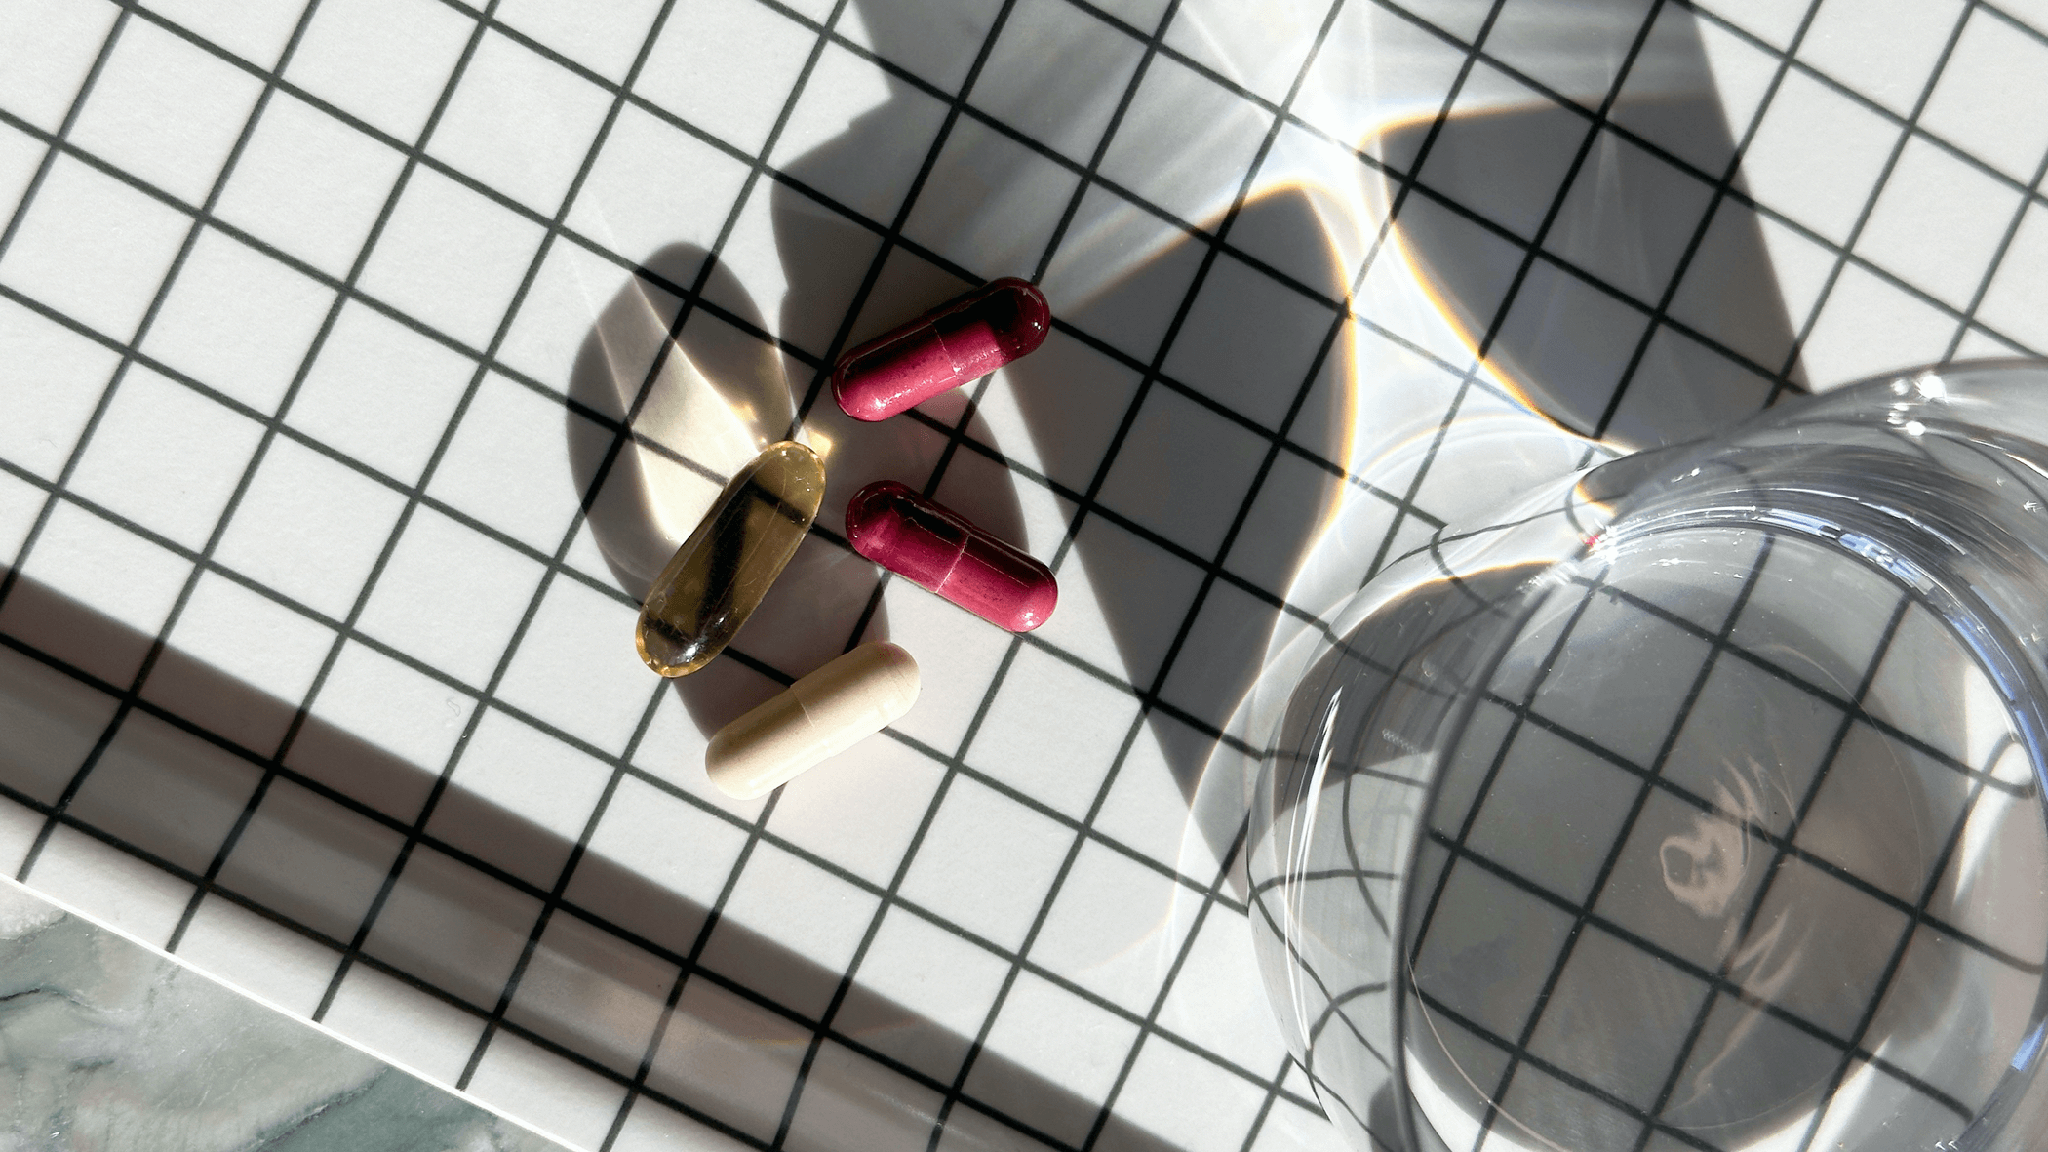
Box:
[636,441,826,677]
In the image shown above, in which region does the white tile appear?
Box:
[147,569,333,745]
[1738,68,1900,246]
[144,0,308,70]
[0,501,192,682]
[565,775,748,957]
[968,644,1138,820]
[214,777,407,942]
[68,16,265,205]
[766,733,947,888]
[697,178,882,360]
[174,893,341,1016]
[1856,137,2021,310]
[1111,1036,1270,1152]
[1546,129,1717,306]
[322,961,487,1084]
[1797,723,1973,905]
[430,375,586,553]
[65,364,260,549]
[1693,0,1809,50]
[1797,261,1960,388]
[1614,6,1779,177]
[214,433,409,620]
[839,904,1011,1080]
[1154,908,1289,1073]
[1294,3,1463,169]
[898,776,1070,952]
[1922,11,2048,184]
[429,30,615,216]
[0,470,45,572]
[1801,0,1966,117]
[646,976,809,1143]
[0,154,192,341]
[500,235,667,393]
[698,841,880,1017]
[1669,201,1835,373]
[354,505,547,689]
[288,301,476,484]
[284,0,476,143]
[1097,385,1269,561]
[1525,928,1712,1110]
[506,911,677,1075]
[1977,202,2048,352]
[770,41,948,224]
[25,824,194,947]
[628,684,764,819]
[1530,586,1714,768]
[1164,0,1326,106]
[568,101,750,266]
[291,640,471,818]
[870,575,1018,756]
[966,971,1139,1146]
[1092,715,1212,876]
[968,0,1143,166]
[357,165,547,350]
[783,1040,944,1152]
[1163,252,1340,431]
[1866,602,2014,771]
[612,1097,757,1152]
[1732,856,1906,1037]
[1099,52,1272,227]
[634,0,818,157]
[1249,1094,1349,1152]
[141,226,336,413]
[0,0,118,132]
[429,707,614,888]
[1028,841,1193,1016]
[360,844,544,1010]
[497,0,667,83]
[214,92,408,279]
[0,293,120,480]
[1661,660,1839,844]
[496,577,652,756]
[0,122,43,223]
[467,1029,629,1150]
[902,117,1085,282]
[1035,513,1203,694]
[839,0,1004,92]
[66,709,260,874]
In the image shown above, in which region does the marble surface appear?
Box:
[0,880,562,1152]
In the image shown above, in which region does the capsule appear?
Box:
[706,642,921,799]
[833,278,1051,421]
[636,441,825,677]
[844,481,1058,632]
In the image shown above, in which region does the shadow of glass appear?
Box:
[0,575,1179,1152]
[1375,0,1804,449]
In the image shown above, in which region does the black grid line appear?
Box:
[3,1,2046,1150]
[1760,0,1978,409]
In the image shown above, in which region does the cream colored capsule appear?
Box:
[705,642,920,799]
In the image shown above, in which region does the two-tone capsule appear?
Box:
[833,278,1051,421]
[845,481,1058,632]
[637,441,825,677]
[706,641,921,799]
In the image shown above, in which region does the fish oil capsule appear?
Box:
[833,278,1051,421]
[845,481,1058,632]
[636,441,825,677]
[705,641,920,799]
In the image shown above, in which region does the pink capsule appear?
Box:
[845,481,1058,632]
[833,278,1051,421]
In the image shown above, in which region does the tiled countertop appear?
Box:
[1,0,2044,1148]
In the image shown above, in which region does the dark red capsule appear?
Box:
[845,481,1058,632]
[833,278,1051,422]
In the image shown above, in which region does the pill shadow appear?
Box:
[565,245,1026,734]
[0,575,1179,1152]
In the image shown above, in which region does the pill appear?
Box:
[636,441,826,677]
[833,278,1051,421]
[705,641,921,799]
[844,480,1058,632]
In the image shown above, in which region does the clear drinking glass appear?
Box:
[1240,360,2048,1152]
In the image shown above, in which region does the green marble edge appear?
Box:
[0,878,569,1152]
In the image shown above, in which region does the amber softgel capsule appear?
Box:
[705,641,920,799]
[636,441,826,677]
